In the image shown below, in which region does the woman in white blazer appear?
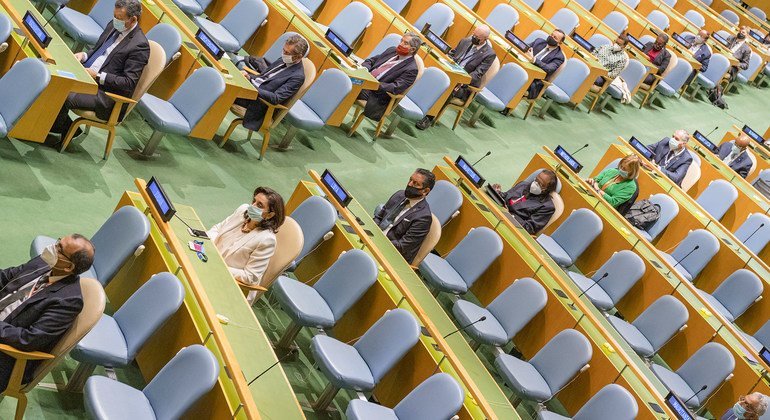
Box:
[207,187,286,285]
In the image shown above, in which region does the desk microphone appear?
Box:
[576,272,609,299]
[444,316,486,339]
[682,384,708,405]
[672,245,699,270]
[571,144,590,157]
[42,5,65,29]
[247,347,297,385]
[742,223,765,245]
[472,151,492,166]
[704,126,719,138]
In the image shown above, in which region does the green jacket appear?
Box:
[595,168,638,208]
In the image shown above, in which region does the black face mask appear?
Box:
[652,42,663,51]
[404,185,423,199]
[471,35,482,45]
[546,36,558,47]
[737,32,747,40]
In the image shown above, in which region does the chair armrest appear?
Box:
[104,92,137,125]
[244,66,259,76]
[0,344,54,361]
[386,92,405,99]
[105,92,136,105]
[258,98,288,110]
[236,278,268,292]
[466,85,483,93]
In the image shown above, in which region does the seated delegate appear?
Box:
[586,154,640,209]
[491,169,557,235]
[721,392,768,419]
[717,132,752,179]
[644,129,693,187]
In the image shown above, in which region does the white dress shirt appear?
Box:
[383,196,424,235]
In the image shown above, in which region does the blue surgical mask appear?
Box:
[247,205,263,222]
[731,144,743,155]
[733,402,747,418]
[668,137,680,151]
[618,168,630,178]
[113,17,127,32]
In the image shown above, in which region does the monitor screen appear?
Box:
[325,29,353,57]
[23,11,52,48]
[672,32,692,48]
[626,34,645,51]
[760,347,770,366]
[425,30,451,54]
[629,136,654,160]
[693,130,718,152]
[195,29,224,60]
[743,125,765,145]
[571,33,595,53]
[750,29,765,43]
[505,30,530,53]
[554,145,583,173]
[712,32,729,47]
[455,155,485,187]
[321,169,352,207]
[146,177,176,222]
[665,392,695,420]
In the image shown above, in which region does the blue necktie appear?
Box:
[83,31,120,68]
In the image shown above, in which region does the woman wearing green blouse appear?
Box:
[586,154,641,209]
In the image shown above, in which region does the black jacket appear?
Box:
[450,37,496,87]
[373,191,432,264]
[361,47,418,120]
[642,42,672,75]
[0,257,83,391]
[726,36,752,70]
[503,181,555,235]
[647,138,694,187]
[684,35,711,72]
[530,38,565,79]
[717,142,753,179]
[241,60,306,131]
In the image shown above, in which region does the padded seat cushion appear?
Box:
[71,315,130,367]
[651,364,699,408]
[494,353,552,401]
[696,73,716,89]
[137,95,191,135]
[742,331,763,352]
[194,17,240,52]
[656,80,676,97]
[452,300,508,346]
[637,228,652,241]
[311,335,375,391]
[346,399,398,420]
[286,100,325,130]
[419,254,468,294]
[567,271,614,311]
[697,290,734,322]
[538,411,571,420]
[606,84,622,99]
[395,97,425,121]
[30,235,97,279]
[173,0,205,15]
[544,85,571,103]
[74,109,105,122]
[737,74,748,84]
[660,252,693,282]
[57,9,103,45]
[536,234,573,267]
[607,315,655,358]
[84,376,156,420]
[476,88,506,111]
[273,276,335,327]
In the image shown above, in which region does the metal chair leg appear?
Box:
[275,321,302,350]
[467,105,484,127]
[538,98,554,118]
[140,130,165,157]
[312,384,340,411]
[277,126,298,150]
[383,115,401,138]
[64,362,96,393]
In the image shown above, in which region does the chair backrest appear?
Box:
[734,213,770,255]
[747,149,758,177]
[485,62,529,106]
[23,277,105,391]
[143,345,220,419]
[552,58,590,98]
[220,0,269,49]
[677,342,735,403]
[711,269,763,320]
[620,58,647,92]
[721,10,739,25]
[414,3,454,36]
[329,2,373,47]
[382,0,409,13]
[264,32,299,64]
[169,67,226,128]
[114,272,185,360]
[750,6,767,21]
[478,57,500,90]
[0,13,11,45]
[523,0,544,11]
[90,0,118,29]
[753,320,770,350]
[588,33,611,47]
[574,384,639,420]
[355,309,420,382]
[632,295,688,354]
[594,250,645,306]
[740,52,763,80]
[645,193,679,240]
[271,58,316,128]
[622,0,640,8]
[299,68,353,123]
[314,249,378,321]
[413,54,425,81]
[425,180,462,226]
[405,67,451,115]
[123,41,166,119]
[603,11,629,33]
[393,373,465,420]
[685,10,705,28]
[647,10,670,31]
[290,195,337,264]
[146,23,181,66]
[261,216,304,287]
[91,206,151,286]
[530,329,592,395]
[446,227,503,288]
[486,4,519,34]
[487,277,548,340]
[294,0,324,16]
[679,149,700,193]
[575,0,596,11]
[551,208,603,262]
[639,34,656,45]
[459,0,478,10]
[550,9,580,34]
[670,229,720,281]
[701,53,730,83]
[0,58,50,134]
[412,215,441,266]
[695,179,737,221]
[369,33,402,58]
[662,0,676,6]
[661,58,693,92]
[524,29,549,45]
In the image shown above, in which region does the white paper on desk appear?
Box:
[56,70,76,79]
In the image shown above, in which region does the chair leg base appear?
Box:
[64,362,96,393]
[383,115,401,138]
[276,126,298,150]
[312,384,339,412]
[274,321,302,350]
[138,130,164,158]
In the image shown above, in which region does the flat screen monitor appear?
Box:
[320,169,352,207]
[425,29,451,55]
[505,30,530,53]
[554,145,583,173]
[195,29,224,60]
[693,130,718,152]
[672,32,692,49]
[571,33,595,53]
[759,347,770,366]
[626,34,645,51]
[629,136,654,160]
[455,155,485,187]
[712,32,729,47]
[146,177,176,222]
[23,11,52,48]
[325,28,353,57]
[743,125,765,145]
[750,29,765,43]
[665,392,695,420]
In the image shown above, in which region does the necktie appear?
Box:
[459,46,477,67]
[84,31,120,68]
[379,199,409,230]
[370,58,399,79]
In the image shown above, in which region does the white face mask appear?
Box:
[668,137,681,151]
[611,44,623,52]
[113,17,128,32]
[281,54,295,65]
[40,244,58,269]
[529,181,543,195]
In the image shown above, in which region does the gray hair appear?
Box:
[755,393,769,416]
[286,34,309,57]
[115,0,142,18]
[404,31,422,54]
[674,129,690,141]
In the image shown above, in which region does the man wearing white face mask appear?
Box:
[594,35,629,87]
[685,30,712,72]
[643,129,693,187]
[491,169,557,235]
[0,234,94,391]
[717,132,753,178]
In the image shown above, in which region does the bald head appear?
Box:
[698,29,709,39]
[736,133,751,148]
[473,25,490,42]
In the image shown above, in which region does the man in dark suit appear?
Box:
[525,29,566,99]
[685,30,712,72]
[491,169,557,235]
[643,129,693,187]
[717,132,753,178]
[727,26,752,81]
[642,34,672,85]
[416,25,496,129]
[0,234,94,391]
[50,0,149,140]
[357,32,420,121]
[373,169,434,263]
[234,35,309,131]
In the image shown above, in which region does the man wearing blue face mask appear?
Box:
[717,132,753,179]
[721,392,767,419]
[643,129,693,187]
[50,0,149,141]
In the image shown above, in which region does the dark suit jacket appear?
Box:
[717,142,752,178]
[726,36,751,70]
[241,60,305,131]
[502,181,555,235]
[373,191,432,264]
[647,138,694,187]
[642,42,672,75]
[530,38,565,79]
[0,257,83,391]
[684,35,712,72]
[361,47,418,120]
[450,37,496,87]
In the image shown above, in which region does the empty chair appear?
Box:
[136,66,225,157]
[567,250,645,312]
[382,0,409,13]
[734,213,770,255]
[419,227,502,295]
[750,6,767,21]
[272,249,377,349]
[346,373,464,420]
[658,229,719,282]
[0,58,50,139]
[31,206,150,287]
[588,33,611,47]
[146,23,182,66]
[662,0,676,6]
[742,319,770,352]
[721,9,740,25]
[56,0,114,50]
[637,194,679,241]
[523,0,544,11]
[537,208,603,267]
[172,0,212,16]
[459,0,479,9]
[289,0,324,16]
[608,295,688,358]
[84,345,219,419]
[194,0,269,53]
[685,10,705,28]
[289,196,337,268]
[737,52,762,84]
[622,0,640,8]
[486,4,519,34]
[575,0,596,10]
[384,67,450,137]
[603,11,629,33]
[452,278,547,347]
[603,59,646,108]
[495,329,592,403]
[425,180,462,226]
[550,9,580,34]
[413,3,454,36]
[690,54,730,99]
[534,58,590,118]
[67,272,185,391]
[651,343,735,410]
[538,384,639,420]
[698,269,763,322]
[647,10,670,31]
[653,58,693,100]
[695,179,737,221]
[0,13,10,53]
[317,2,373,48]
[468,62,528,126]
[310,309,420,410]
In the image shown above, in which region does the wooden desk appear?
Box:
[708,0,770,36]
[0,0,97,142]
[108,180,305,420]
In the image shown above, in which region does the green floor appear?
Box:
[2,78,769,417]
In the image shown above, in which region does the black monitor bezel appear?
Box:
[320,169,353,207]
[146,176,177,223]
[455,155,485,188]
[22,11,52,48]
[325,28,353,57]
[195,28,225,60]
[554,145,583,173]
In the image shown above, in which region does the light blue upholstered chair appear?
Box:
[550,9,579,34]
[697,269,763,322]
[647,10,670,31]
[288,195,337,268]
[742,319,770,352]
[537,208,603,267]
[260,31,303,64]
[568,250,645,312]
[494,329,592,403]
[607,295,688,359]
[601,59,646,109]
[382,0,409,13]
[172,0,212,16]
[538,384,639,420]
[651,343,735,410]
[0,13,11,54]
[651,59,692,102]
[524,29,549,45]
[67,272,185,391]
[288,0,323,16]
[734,213,770,255]
[316,2,373,47]
[750,6,767,21]
[346,373,464,420]
[695,179,737,221]
[194,0,269,53]
[30,206,150,287]
[486,4,519,34]
[273,249,377,349]
[685,10,705,28]
[622,0,640,8]
[425,180,462,226]
[637,194,679,241]
[524,0,544,11]
[413,3,454,36]
[603,11,629,33]
[56,0,114,50]
[84,345,219,419]
[588,33,610,47]
[136,66,225,157]
[459,0,478,10]
[657,229,719,282]
[419,227,503,295]
[468,62,528,126]
[146,23,182,66]
[310,308,420,410]
[662,0,676,6]
[452,277,547,348]
[720,9,739,24]
[384,67,450,137]
[690,53,730,99]
[533,58,590,118]
[575,0,596,11]
[0,58,50,138]
[737,52,762,85]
